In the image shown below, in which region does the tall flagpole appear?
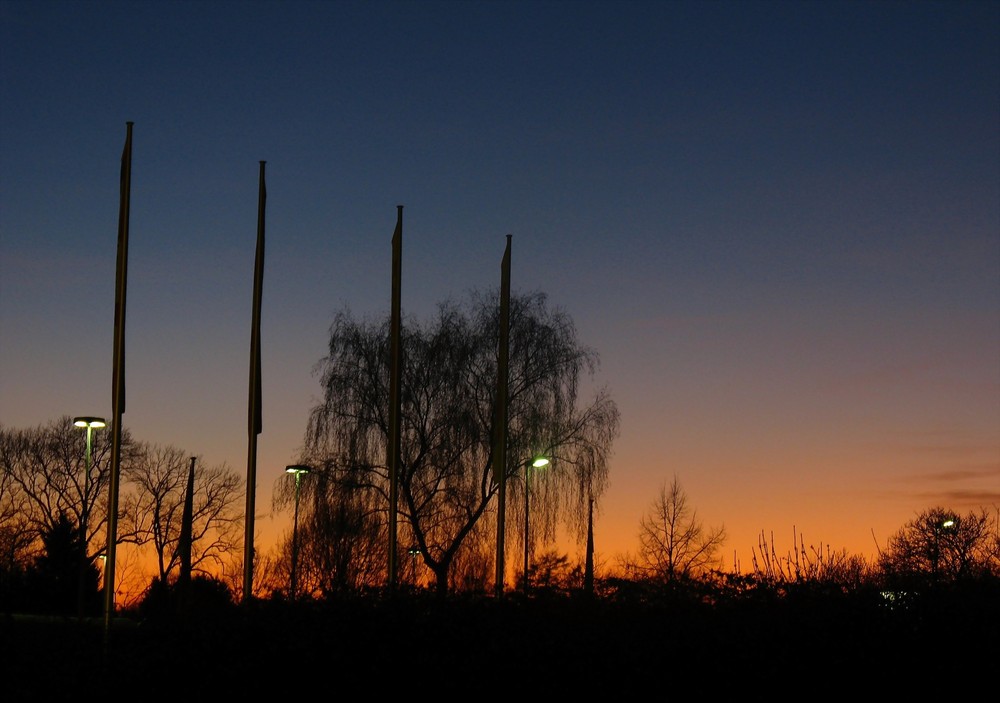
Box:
[177,456,196,613]
[104,120,132,646]
[387,205,403,588]
[242,161,266,603]
[493,234,512,597]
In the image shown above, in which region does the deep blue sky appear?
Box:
[2,0,998,569]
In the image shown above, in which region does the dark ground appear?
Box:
[3,586,996,698]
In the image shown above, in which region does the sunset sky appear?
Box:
[1,0,998,575]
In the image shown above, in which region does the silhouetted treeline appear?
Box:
[4,414,998,693]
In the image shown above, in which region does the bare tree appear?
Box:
[123,443,243,585]
[301,290,620,594]
[626,475,726,583]
[224,544,278,601]
[0,439,33,576]
[0,420,246,605]
[877,505,999,585]
[0,418,135,569]
[0,418,145,614]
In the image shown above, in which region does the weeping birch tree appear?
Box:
[295,289,619,595]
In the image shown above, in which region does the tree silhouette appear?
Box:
[521,548,576,592]
[625,474,726,583]
[28,512,100,615]
[0,447,33,612]
[878,506,999,586]
[123,444,243,586]
[0,418,128,574]
[298,290,619,594]
[271,468,384,597]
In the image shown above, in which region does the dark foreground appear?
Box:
[3,585,996,698]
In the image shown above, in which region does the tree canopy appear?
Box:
[293,289,620,594]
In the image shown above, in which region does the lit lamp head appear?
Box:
[285,465,312,477]
[73,416,107,429]
[531,457,550,469]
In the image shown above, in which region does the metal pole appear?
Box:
[74,417,105,618]
[77,425,93,618]
[523,462,530,595]
[291,472,301,599]
[84,423,92,535]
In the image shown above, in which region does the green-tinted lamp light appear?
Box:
[531,457,550,469]
[73,416,107,429]
[285,465,312,475]
[941,519,955,529]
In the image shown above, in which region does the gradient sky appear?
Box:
[2,0,998,574]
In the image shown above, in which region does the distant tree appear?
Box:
[626,475,726,583]
[123,444,243,586]
[299,290,619,594]
[0,417,141,614]
[225,546,279,601]
[0,444,33,605]
[522,549,577,593]
[0,419,250,605]
[0,418,126,565]
[877,506,999,585]
[272,467,384,597]
[26,512,99,615]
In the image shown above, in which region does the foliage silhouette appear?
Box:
[292,290,620,594]
[14,512,101,616]
[878,505,999,588]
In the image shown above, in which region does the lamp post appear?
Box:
[932,515,956,581]
[73,416,105,617]
[408,546,421,586]
[523,456,550,595]
[285,465,312,599]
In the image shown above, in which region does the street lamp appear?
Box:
[523,456,550,595]
[285,464,312,599]
[408,545,421,586]
[932,515,957,581]
[73,416,105,617]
